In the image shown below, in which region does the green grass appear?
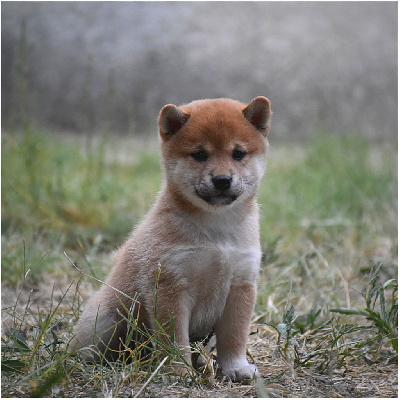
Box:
[2,131,161,285]
[1,130,397,397]
[2,131,161,248]
[261,135,396,241]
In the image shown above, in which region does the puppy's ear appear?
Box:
[243,96,272,136]
[158,104,190,136]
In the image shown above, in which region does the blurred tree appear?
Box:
[1,2,397,142]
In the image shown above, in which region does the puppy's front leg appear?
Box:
[215,283,258,382]
[155,291,192,376]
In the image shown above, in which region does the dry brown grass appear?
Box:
[1,132,397,397]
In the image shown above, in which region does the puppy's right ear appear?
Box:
[158,104,190,136]
[243,96,272,136]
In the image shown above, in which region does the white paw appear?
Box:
[218,359,259,382]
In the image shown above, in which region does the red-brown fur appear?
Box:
[70,97,272,381]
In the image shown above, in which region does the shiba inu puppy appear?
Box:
[70,96,272,382]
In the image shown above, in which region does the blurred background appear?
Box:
[2,1,397,143]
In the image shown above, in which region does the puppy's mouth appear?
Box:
[196,190,238,206]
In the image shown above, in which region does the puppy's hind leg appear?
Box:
[69,290,128,362]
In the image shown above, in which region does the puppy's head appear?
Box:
[158,97,272,212]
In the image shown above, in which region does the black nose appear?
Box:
[212,175,232,191]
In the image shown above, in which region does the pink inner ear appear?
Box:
[160,105,190,135]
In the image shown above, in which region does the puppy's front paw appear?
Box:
[218,359,258,382]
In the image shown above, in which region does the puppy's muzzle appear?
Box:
[196,175,240,206]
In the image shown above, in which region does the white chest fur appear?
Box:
[145,198,262,338]
[159,241,260,338]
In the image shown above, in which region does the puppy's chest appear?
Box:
[161,241,260,284]
[160,211,260,280]
[160,242,260,336]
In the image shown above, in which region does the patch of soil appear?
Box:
[1,280,398,398]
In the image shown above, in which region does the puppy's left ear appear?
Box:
[243,96,272,136]
[158,104,190,137]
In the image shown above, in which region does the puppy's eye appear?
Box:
[191,150,208,162]
[232,149,246,161]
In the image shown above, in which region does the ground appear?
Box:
[1,132,398,397]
